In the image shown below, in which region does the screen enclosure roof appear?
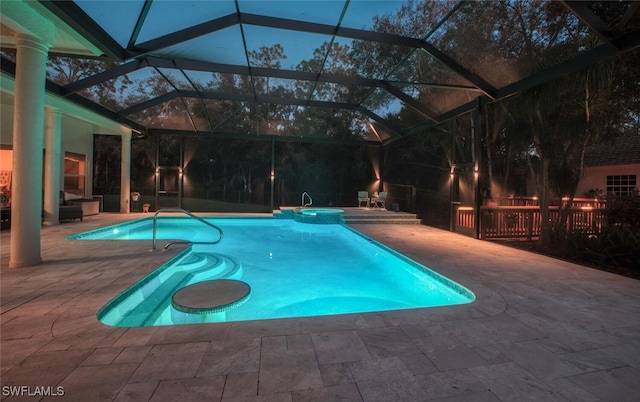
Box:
[1,1,639,145]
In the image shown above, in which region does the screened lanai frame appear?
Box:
[2,0,638,146]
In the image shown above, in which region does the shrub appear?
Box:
[563,225,640,270]
[606,196,640,233]
[597,225,640,269]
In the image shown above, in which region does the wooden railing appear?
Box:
[486,197,606,209]
[454,205,476,236]
[453,205,607,240]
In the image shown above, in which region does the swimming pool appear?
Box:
[71,217,474,326]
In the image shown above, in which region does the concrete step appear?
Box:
[344,213,419,220]
[344,214,421,224]
[345,218,422,225]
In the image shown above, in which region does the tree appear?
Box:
[48,56,132,110]
[293,42,370,139]
[93,134,121,194]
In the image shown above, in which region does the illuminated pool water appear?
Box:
[299,208,344,215]
[70,217,474,326]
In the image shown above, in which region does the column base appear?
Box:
[9,256,43,268]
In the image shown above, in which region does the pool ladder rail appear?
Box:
[152,208,223,250]
[301,192,313,208]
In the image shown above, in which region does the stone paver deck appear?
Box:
[1,212,639,401]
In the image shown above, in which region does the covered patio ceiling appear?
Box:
[2,0,640,145]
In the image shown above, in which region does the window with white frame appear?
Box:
[606,174,636,196]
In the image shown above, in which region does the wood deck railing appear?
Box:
[454,205,607,240]
[454,206,476,237]
[486,197,606,209]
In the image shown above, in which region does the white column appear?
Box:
[120,132,132,213]
[43,107,62,226]
[10,34,51,268]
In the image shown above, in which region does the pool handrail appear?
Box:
[152,208,223,250]
[301,192,312,208]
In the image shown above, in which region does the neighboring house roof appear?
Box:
[584,135,640,167]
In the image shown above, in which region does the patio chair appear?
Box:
[59,191,83,222]
[373,191,387,209]
[357,191,369,207]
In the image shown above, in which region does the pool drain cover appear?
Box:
[172,280,250,314]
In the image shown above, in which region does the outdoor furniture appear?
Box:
[59,205,83,222]
[358,191,369,207]
[1,207,10,230]
[59,191,83,222]
[372,191,388,209]
[68,198,100,216]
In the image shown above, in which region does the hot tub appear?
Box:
[299,208,344,216]
[294,208,344,224]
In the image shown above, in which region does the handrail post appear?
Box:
[152,212,158,250]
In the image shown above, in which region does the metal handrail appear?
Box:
[301,192,312,208]
[152,208,223,250]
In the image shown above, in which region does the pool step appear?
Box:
[188,253,243,281]
[343,213,421,225]
[120,252,243,326]
[176,252,223,271]
[274,208,421,225]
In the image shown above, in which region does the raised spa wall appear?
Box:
[276,208,344,224]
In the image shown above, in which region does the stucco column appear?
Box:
[10,34,51,268]
[43,107,62,226]
[120,131,132,213]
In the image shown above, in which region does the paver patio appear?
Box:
[1,212,639,401]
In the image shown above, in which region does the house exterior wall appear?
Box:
[0,101,130,197]
[61,116,94,197]
[577,163,640,197]
[1,103,95,197]
[0,103,13,143]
